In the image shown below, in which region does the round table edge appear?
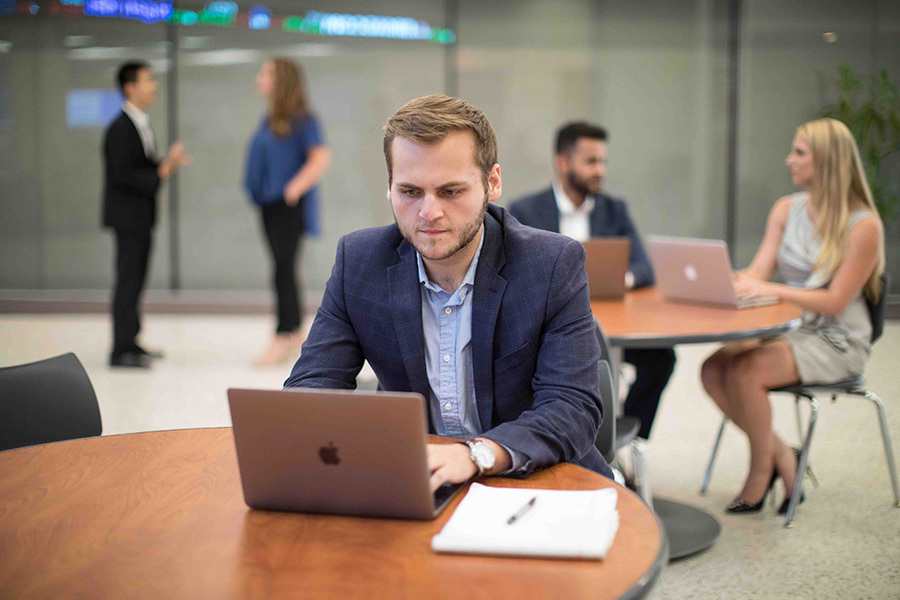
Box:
[608,316,804,348]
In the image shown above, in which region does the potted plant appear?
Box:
[822,65,900,225]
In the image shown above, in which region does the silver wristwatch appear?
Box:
[460,439,495,476]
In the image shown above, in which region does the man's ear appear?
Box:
[554,153,569,177]
[487,164,502,203]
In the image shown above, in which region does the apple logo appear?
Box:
[684,264,699,282]
[319,442,340,465]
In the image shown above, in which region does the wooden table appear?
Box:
[590,287,803,559]
[0,428,667,600]
[592,287,804,348]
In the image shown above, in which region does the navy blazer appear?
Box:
[508,186,656,288]
[285,204,612,479]
[102,112,161,231]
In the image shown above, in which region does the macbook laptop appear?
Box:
[583,237,631,300]
[227,388,464,520]
[646,236,779,309]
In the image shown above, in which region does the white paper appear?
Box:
[431,483,619,560]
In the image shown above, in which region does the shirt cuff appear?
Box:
[496,441,529,476]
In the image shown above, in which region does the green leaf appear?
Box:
[821,65,900,226]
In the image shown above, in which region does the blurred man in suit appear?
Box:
[509,122,675,440]
[285,96,613,488]
[102,61,191,368]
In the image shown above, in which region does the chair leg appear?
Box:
[862,390,900,507]
[630,440,653,510]
[794,396,805,441]
[700,417,728,495]
[793,394,819,488]
[785,397,819,528]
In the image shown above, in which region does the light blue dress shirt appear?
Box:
[416,229,525,472]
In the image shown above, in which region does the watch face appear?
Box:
[472,442,495,469]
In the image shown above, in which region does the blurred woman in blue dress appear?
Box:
[245,58,330,366]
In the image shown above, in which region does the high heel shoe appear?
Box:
[777,447,807,514]
[726,468,779,514]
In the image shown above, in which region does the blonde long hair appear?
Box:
[798,118,884,301]
[268,58,310,137]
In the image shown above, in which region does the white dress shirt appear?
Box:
[122,101,156,161]
[552,180,594,242]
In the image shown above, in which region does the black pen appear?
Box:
[507,496,537,525]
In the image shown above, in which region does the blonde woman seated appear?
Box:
[701,118,885,514]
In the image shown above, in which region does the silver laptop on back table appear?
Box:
[227,388,463,520]
[646,236,779,309]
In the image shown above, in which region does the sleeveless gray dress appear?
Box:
[776,193,874,383]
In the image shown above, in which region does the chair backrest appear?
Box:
[0,353,102,452]
[593,321,617,463]
[866,272,891,344]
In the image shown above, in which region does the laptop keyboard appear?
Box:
[736,295,779,308]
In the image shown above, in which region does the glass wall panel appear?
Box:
[0,0,448,293]
[0,11,170,289]
[2,1,896,297]
[457,0,730,242]
[735,0,899,293]
[0,14,41,287]
[174,0,448,292]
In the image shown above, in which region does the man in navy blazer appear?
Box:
[285,96,612,487]
[509,122,675,440]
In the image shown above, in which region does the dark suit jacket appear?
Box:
[508,186,655,288]
[285,204,612,478]
[102,112,161,230]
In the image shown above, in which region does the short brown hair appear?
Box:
[383,95,498,186]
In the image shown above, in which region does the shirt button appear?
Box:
[444,403,452,411]
[444,307,452,315]
[443,354,451,363]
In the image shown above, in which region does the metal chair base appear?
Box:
[699,380,900,527]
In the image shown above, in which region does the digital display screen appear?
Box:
[66,89,122,128]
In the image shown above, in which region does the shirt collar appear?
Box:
[416,227,485,297]
[552,180,595,216]
[122,101,150,129]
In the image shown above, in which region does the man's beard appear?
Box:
[399,191,488,262]
[566,170,602,197]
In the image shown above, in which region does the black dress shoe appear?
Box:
[778,447,807,514]
[726,468,779,514]
[778,492,806,515]
[133,345,164,359]
[110,351,151,368]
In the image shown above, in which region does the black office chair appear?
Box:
[0,353,103,452]
[699,273,899,527]
[593,321,651,507]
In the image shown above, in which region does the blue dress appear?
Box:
[244,115,324,236]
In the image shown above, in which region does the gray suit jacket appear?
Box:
[285,204,612,478]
